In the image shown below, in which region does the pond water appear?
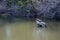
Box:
[0,19,60,40]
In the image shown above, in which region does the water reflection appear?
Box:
[0,19,60,40]
[32,28,48,40]
[5,24,12,40]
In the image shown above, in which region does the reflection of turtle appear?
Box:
[36,19,46,28]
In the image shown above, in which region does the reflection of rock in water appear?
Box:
[5,25,12,40]
[32,28,48,40]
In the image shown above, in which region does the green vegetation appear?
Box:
[18,0,32,7]
[7,0,32,7]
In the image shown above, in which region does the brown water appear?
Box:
[0,20,60,40]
